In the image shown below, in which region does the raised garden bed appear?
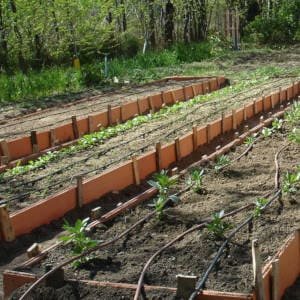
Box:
[4,100,300,299]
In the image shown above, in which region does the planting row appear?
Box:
[9,107,300,299]
[0,81,298,243]
[0,78,296,213]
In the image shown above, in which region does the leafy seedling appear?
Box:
[148,170,179,219]
[187,169,204,193]
[271,118,283,131]
[285,102,300,125]
[282,170,300,195]
[288,128,300,144]
[253,198,268,218]
[214,155,230,173]
[60,218,98,267]
[244,135,255,146]
[207,210,232,240]
[261,127,273,138]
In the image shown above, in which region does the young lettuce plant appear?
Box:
[244,135,255,146]
[253,198,268,218]
[214,155,230,173]
[207,210,232,240]
[288,128,300,144]
[271,118,283,131]
[261,127,273,138]
[148,170,179,219]
[60,218,98,267]
[187,169,204,193]
[282,170,300,195]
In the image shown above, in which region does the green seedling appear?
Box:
[288,127,300,144]
[261,127,273,138]
[214,155,230,173]
[207,210,232,239]
[60,218,98,267]
[253,197,268,218]
[187,169,204,193]
[272,118,283,131]
[285,102,300,125]
[244,135,255,146]
[282,170,300,195]
[148,170,179,219]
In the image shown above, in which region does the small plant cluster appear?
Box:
[207,210,232,240]
[282,168,300,196]
[148,170,179,219]
[187,169,204,193]
[261,118,284,138]
[253,197,268,218]
[60,218,98,267]
[214,155,231,173]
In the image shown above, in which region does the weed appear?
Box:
[148,170,179,219]
[282,170,300,195]
[60,218,98,267]
[187,169,204,193]
[214,155,230,173]
[207,210,232,240]
[244,135,255,146]
[253,198,268,218]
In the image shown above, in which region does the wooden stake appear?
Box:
[88,116,94,133]
[170,167,178,176]
[206,124,211,143]
[137,99,142,115]
[27,243,41,258]
[171,91,176,104]
[0,139,10,161]
[148,96,155,113]
[107,105,113,126]
[0,204,15,242]
[132,156,140,185]
[176,274,197,299]
[155,142,162,171]
[279,88,282,105]
[71,116,79,139]
[262,96,266,112]
[182,86,187,100]
[221,112,225,134]
[271,259,279,300]
[271,95,275,109]
[30,131,39,153]
[252,239,265,300]
[191,85,196,98]
[232,110,237,130]
[76,176,83,208]
[49,129,57,147]
[161,91,166,106]
[120,104,125,122]
[91,207,102,220]
[243,105,247,121]
[175,138,181,161]
[253,100,257,115]
[193,126,198,151]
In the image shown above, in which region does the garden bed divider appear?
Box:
[0,81,299,243]
[0,76,226,171]
[3,229,299,299]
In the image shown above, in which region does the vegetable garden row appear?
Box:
[3,98,300,299]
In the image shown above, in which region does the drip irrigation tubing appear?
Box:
[188,144,287,300]
[0,78,288,190]
[0,77,287,139]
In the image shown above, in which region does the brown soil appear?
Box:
[13,125,299,299]
[0,78,209,139]
[0,77,294,213]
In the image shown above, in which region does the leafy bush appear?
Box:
[207,210,232,239]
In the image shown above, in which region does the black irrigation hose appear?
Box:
[188,190,281,300]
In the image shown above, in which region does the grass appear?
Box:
[0,65,292,181]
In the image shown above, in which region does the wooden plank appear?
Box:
[132,156,140,185]
[148,96,155,113]
[243,105,247,121]
[137,99,142,115]
[191,85,196,98]
[155,142,162,171]
[161,91,166,106]
[221,112,225,134]
[88,116,94,133]
[175,138,181,161]
[71,116,79,139]
[252,239,265,300]
[30,131,39,153]
[49,129,56,147]
[206,124,211,143]
[253,100,257,115]
[232,110,237,130]
[107,104,113,126]
[193,126,198,150]
[171,91,176,104]
[0,204,15,242]
[272,259,279,300]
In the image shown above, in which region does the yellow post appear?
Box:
[73,56,81,69]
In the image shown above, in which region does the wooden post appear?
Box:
[221,112,225,134]
[182,86,187,100]
[279,88,282,105]
[91,207,102,220]
[132,156,140,185]
[88,116,94,133]
[193,126,198,151]
[120,104,125,122]
[175,138,181,161]
[176,274,197,299]
[253,100,257,115]
[262,96,266,112]
[206,124,211,143]
[161,91,166,107]
[50,129,57,147]
[171,91,176,104]
[155,142,162,171]
[243,105,247,121]
[107,104,113,126]
[252,239,265,300]
[71,116,79,139]
[0,139,10,161]
[30,131,39,153]
[226,10,230,40]
[76,176,83,208]
[271,95,275,110]
[27,243,41,258]
[271,259,279,300]
[232,110,237,130]
[137,99,142,115]
[0,204,15,242]
[191,85,196,98]
[148,96,155,113]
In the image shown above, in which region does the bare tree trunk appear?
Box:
[0,0,9,72]
[164,0,174,45]
[148,0,156,48]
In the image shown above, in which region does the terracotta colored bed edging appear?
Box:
[3,229,299,299]
[0,76,227,170]
[1,81,299,243]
